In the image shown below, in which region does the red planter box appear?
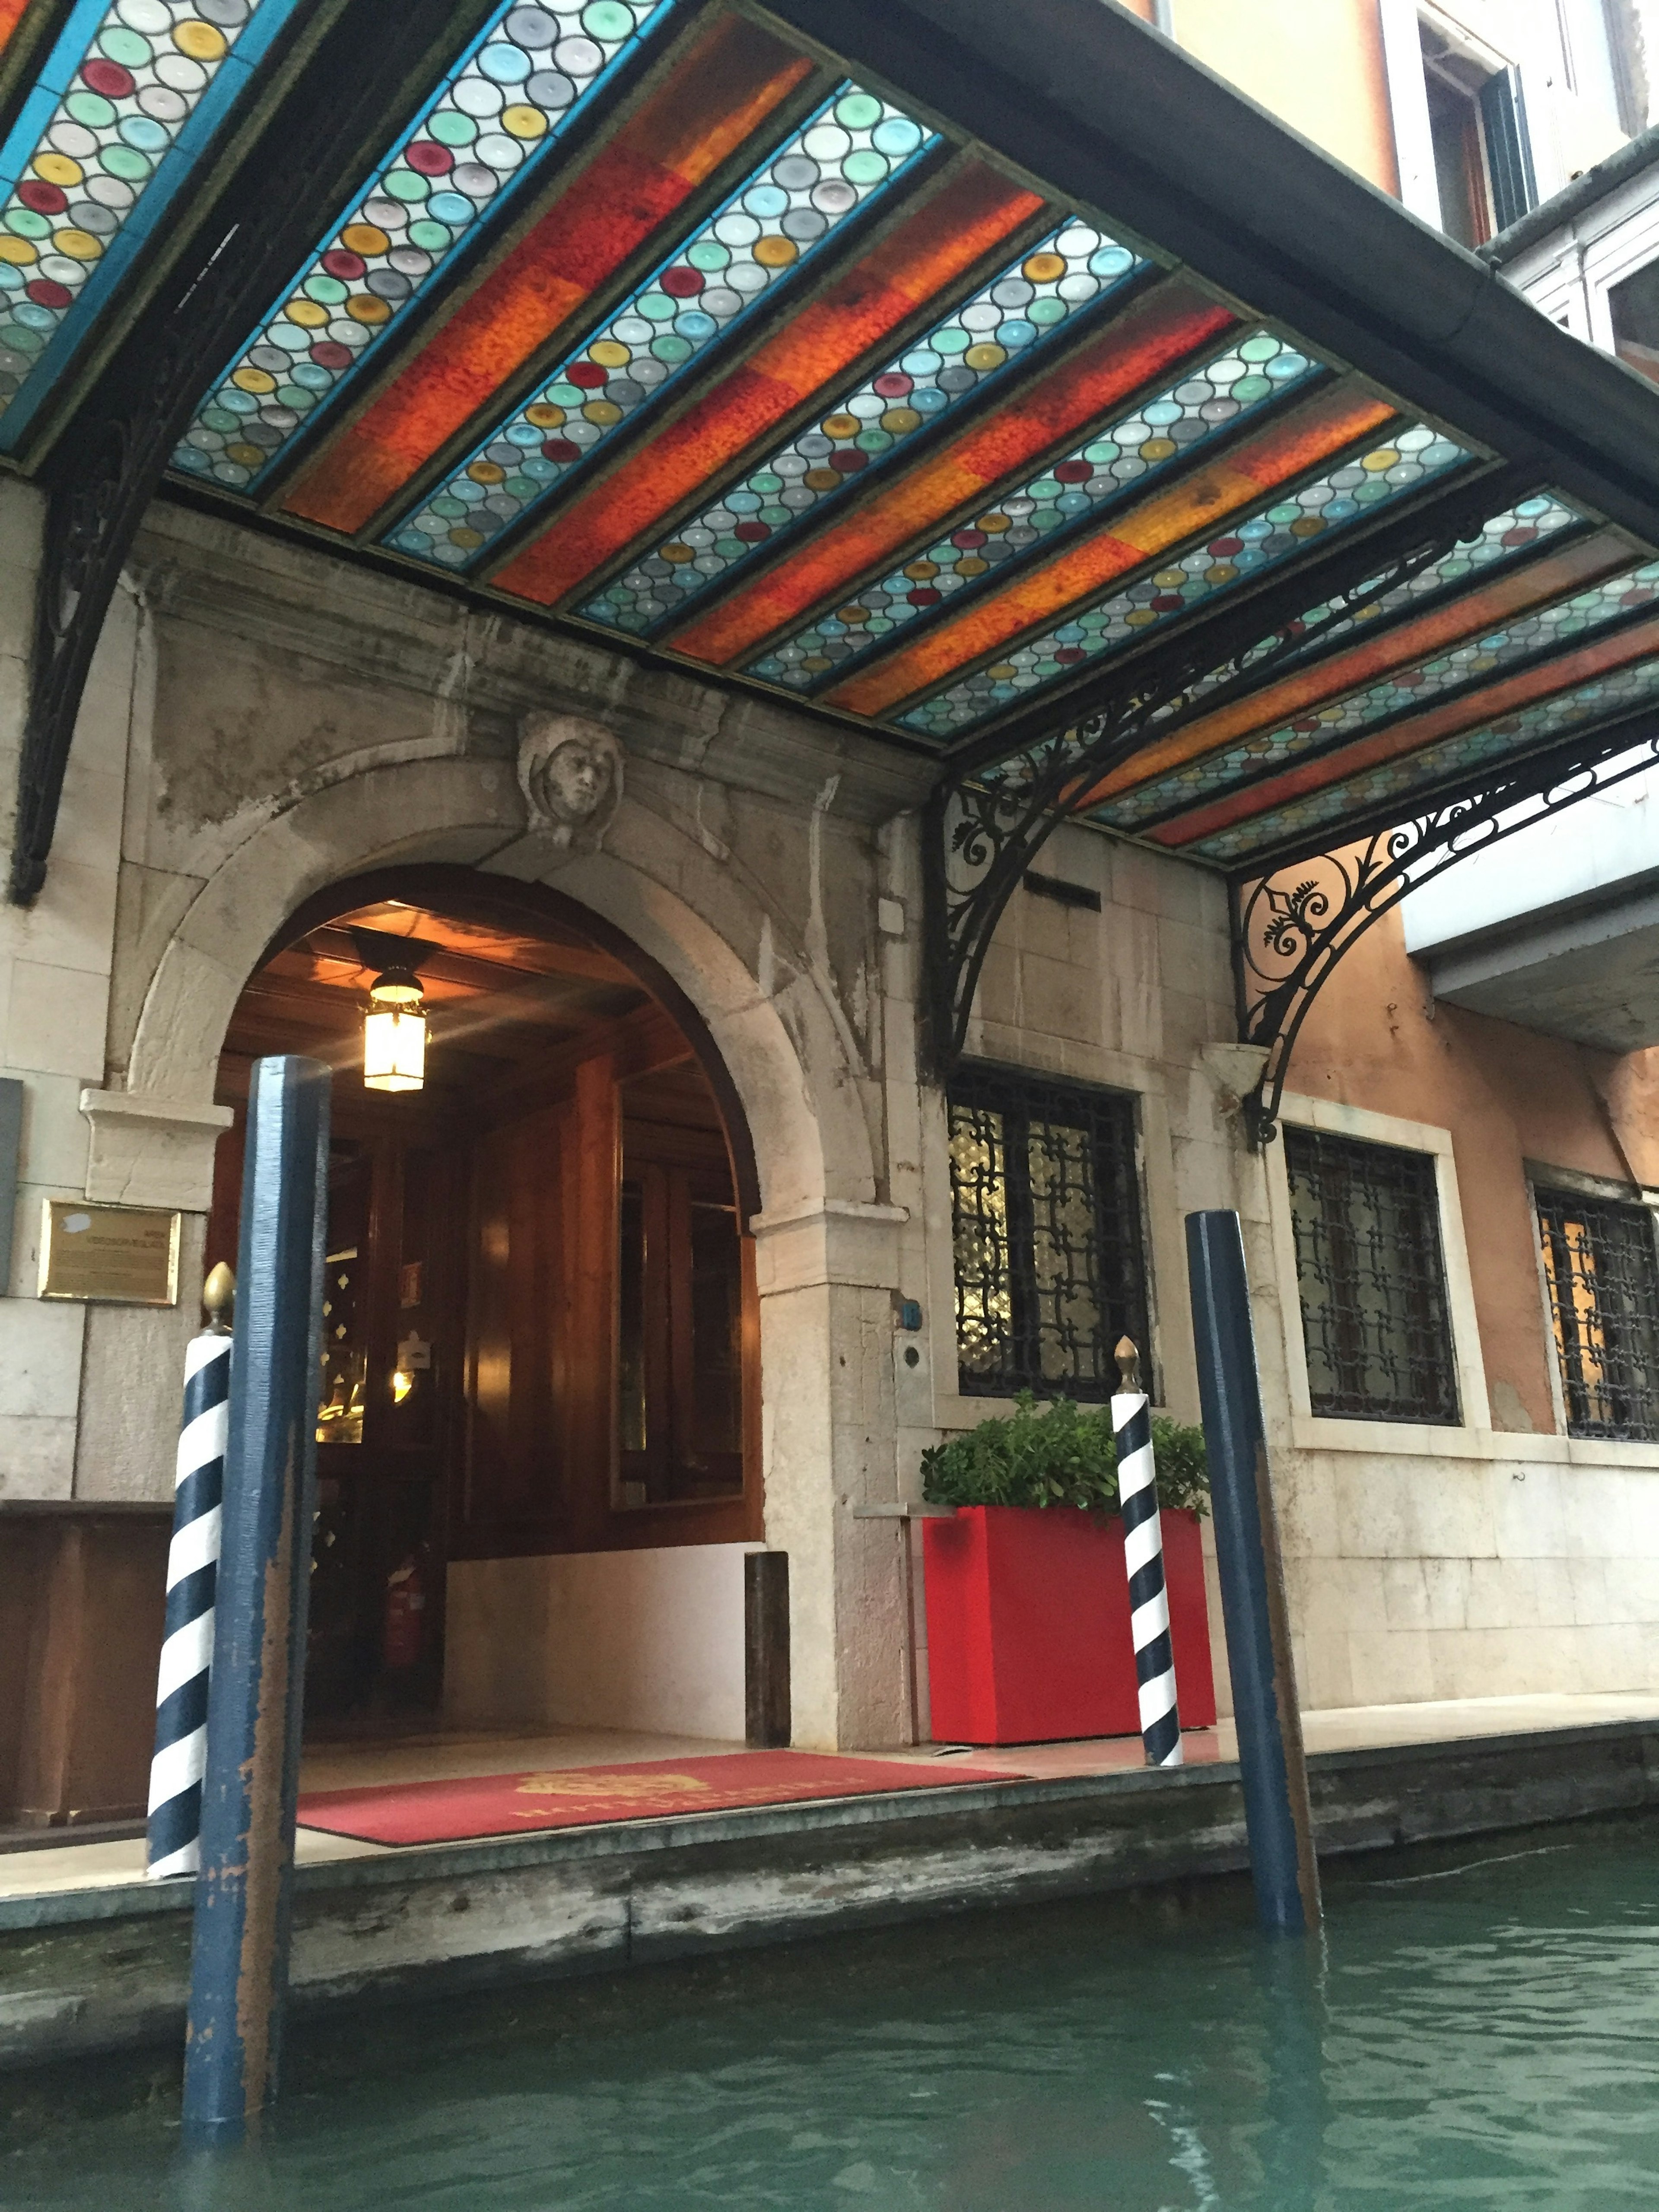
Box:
[922,1505,1217,1745]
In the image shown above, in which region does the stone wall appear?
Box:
[0,487,941,1751]
[3,475,1658,1742]
[930,809,1659,1719]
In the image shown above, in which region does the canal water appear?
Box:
[4,1810,1658,2209]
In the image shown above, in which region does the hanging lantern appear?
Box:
[363,964,426,1093]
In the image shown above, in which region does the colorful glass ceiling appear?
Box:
[8,0,1659,880]
[0,0,305,445]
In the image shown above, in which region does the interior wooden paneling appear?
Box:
[209,879,763,1733]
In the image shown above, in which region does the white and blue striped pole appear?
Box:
[147,1263,235,1879]
[1112,1336,1183,1769]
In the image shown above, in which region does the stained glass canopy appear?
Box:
[11,0,1659,882]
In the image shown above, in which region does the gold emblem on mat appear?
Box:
[514,1772,714,1800]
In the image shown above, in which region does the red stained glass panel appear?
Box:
[666,277,1239,666]
[283,13,816,535]
[488,160,1047,606]
[821,385,1397,719]
[1150,610,1659,845]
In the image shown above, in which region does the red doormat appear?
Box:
[297,1749,1019,1846]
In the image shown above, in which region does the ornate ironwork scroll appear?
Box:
[8,0,498,906]
[922,482,1515,1072]
[1233,715,1659,1148]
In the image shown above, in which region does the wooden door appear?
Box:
[617,1152,744,1509]
[207,1093,464,1722]
[311,1127,462,1717]
[451,1052,759,1558]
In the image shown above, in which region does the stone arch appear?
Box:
[118,754,875,1221]
[94,753,905,1748]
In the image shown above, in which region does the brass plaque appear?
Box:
[38,1198,181,1306]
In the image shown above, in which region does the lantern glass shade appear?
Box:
[363,967,426,1092]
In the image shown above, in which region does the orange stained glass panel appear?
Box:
[667,279,1238,667]
[283,14,816,536]
[821,385,1398,719]
[488,159,1047,607]
[0,0,32,51]
[1148,609,1659,845]
[1074,526,1631,811]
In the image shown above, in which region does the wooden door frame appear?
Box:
[251,865,760,1221]
[243,864,766,1558]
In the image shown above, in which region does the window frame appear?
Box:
[1281,1123,1462,1426]
[1380,2,1541,239]
[944,1061,1153,1404]
[1268,1096,1489,1447]
[1529,1167,1659,1442]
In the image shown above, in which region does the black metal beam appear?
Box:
[7,0,501,905]
[0,2,76,153]
[751,0,1659,551]
[1219,671,1659,882]
[920,461,1541,1073]
[242,0,744,524]
[940,458,1535,779]
[1127,565,1659,841]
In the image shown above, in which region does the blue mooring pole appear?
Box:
[1185,1210,1322,1937]
[182,1055,331,2140]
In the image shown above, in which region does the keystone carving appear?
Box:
[516,712,625,850]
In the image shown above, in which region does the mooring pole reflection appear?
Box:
[1251,1930,1331,2212]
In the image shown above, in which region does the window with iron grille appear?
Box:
[1283,1127,1460,1424]
[1535,1185,1659,1441]
[947,1066,1149,1400]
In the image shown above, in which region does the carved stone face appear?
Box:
[541,740,608,824]
[517,713,623,845]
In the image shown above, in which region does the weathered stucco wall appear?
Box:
[1292,904,1659,1434]
[941,817,1659,1722]
[1173,0,1399,192]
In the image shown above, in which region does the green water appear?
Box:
[5,1813,1659,2209]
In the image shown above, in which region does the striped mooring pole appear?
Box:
[146,1263,235,1880]
[1112,1336,1183,1769]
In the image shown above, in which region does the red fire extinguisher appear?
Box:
[383,1551,427,1671]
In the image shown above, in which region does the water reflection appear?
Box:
[4,1815,1659,2210]
[1249,1932,1329,2212]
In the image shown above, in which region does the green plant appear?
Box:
[919,1392,1209,1516]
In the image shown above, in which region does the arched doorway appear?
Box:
[205,865,762,1735]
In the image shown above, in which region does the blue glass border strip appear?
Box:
[382,83,938,572]
[0,0,309,452]
[200,0,681,495]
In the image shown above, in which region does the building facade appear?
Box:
[6,0,1659,1826]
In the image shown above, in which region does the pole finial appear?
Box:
[202,1262,235,1335]
[1115,1335,1141,1391]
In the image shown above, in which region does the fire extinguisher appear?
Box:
[383,1550,427,1672]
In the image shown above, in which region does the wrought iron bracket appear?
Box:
[1231,709,1659,1149]
[921,477,1518,1076]
[8,0,499,906]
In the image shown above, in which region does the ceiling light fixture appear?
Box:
[351,928,438,1094]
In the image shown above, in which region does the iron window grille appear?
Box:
[1535,1185,1659,1441]
[947,1066,1149,1400]
[1283,1127,1460,1424]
